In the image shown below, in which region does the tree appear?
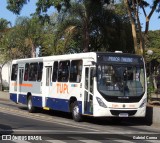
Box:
[39,13,58,56]
[14,16,45,57]
[146,30,160,50]
[124,0,160,56]
[6,0,74,54]
[144,30,160,92]
[55,0,134,53]
[0,18,11,31]
[6,0,134,54]
[90,0,134,52]
[0,18,11,91]
[1,16,46,59]
[6,0,71,15]
[54,1,91,52]
[145,30,160,65]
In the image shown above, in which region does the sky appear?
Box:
[0,0,160,31]
[0,0,54,26]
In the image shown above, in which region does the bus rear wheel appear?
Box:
[72,101,82,122]
[27,96,35,113]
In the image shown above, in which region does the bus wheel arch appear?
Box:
[27,92,31,101]
[27,92,35,113]
[69,96,77,112]
[69,97,82,122]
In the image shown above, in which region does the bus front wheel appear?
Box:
[27,96,35,113]
[72,101,82,122]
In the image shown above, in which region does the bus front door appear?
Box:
[84,67,94,115]
[42,66,52,107]
[17,66,24,103]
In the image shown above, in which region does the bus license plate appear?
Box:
[119,113,128,117]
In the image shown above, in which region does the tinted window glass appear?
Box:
[52,61,58,82]
[11,64,18,81]
[37,62,43,81]
[58,61,70,82]
[29,63,38,81]
[24,63,29,81]
[70,60,82,82]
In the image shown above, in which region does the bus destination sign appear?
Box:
[107,56,133,62]
[100,56,140,64]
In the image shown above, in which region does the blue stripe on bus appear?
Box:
[10,93,82,113]
[32,96,42,107]
[19,94,27,104]
[78,101,82,114]
[46,98,82,113]
[46,97,69,112]
[10,93,17,103]
[10,93,42,107]
[84,102,93,115]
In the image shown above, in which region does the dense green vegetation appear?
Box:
[5,0,160,56]
[0,0,160,62]
[1,0,134,59]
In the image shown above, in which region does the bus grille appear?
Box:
[110,110,137,116]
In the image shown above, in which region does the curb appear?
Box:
[0,91,9,100]
[146,105,160,125]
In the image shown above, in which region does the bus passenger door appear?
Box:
[42,66,52,107]
[17,66,24,103]
[84,67,94,115]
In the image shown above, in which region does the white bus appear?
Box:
[9,52,147,121]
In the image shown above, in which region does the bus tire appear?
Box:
[27,96,35,113]
[72,101,82,122]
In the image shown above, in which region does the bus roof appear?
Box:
[12,52,143,64]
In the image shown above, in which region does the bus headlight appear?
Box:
[96,97,107,108]
[139,98,147,108]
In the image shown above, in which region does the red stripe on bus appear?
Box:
[12,83,33,87]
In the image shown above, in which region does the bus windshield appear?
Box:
[97,64,145,97]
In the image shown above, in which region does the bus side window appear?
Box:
[77,60,82,82]
[24,63,29,81]
[37,62,43,81]
[11,64,18,81]
[90,68,94,93]
[85,68,89,89]
[58,61,70,82]
[52,61,58,82]
[29,63,38,81]
[70,60,82,83]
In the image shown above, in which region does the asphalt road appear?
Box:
[0,99,160,143]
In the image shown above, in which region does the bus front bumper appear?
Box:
[93,105,146,117]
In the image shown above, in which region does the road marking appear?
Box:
[69,137,102,143]
[112,140,137,143]
[46,140,66,143]
[79,140,105,143]
[3,130,114,134]
[12,140,30,143]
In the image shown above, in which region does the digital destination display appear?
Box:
[107,56,133,62]
[98,55,141,64]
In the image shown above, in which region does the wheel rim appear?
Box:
[73,105,79,118]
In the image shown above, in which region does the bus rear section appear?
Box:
[9,56,86,122]
[9,60,43,108]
